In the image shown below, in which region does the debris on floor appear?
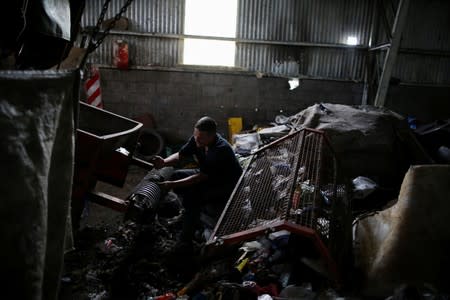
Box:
[61,103,450,300]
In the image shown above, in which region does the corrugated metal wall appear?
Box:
[80,0,450,84]
[372,0,450,85]
[237,0,372,45]
[235,0,372,80]
[393,54,450,85]
[87,34,181,67]
[81,0,184,33]
[236,45,366,80]
[81,0,183,68]
[393,0,450,85]
[401,0,450,51]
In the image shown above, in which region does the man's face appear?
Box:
[193,128,214,148]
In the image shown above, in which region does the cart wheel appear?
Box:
[137,128,165,158]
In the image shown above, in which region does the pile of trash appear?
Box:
[233,103,431,188]
[61,212,346,300]
[61,211,189,300]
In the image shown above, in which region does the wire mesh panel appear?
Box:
[208,128,352,283]
[209,128,340,247]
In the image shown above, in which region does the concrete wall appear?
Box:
[96,68,450,146]
[98,68,362,144]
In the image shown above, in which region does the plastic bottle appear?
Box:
[151,292,176,300]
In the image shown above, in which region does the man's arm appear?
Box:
[159,172,208,190]
[151,152,180,169]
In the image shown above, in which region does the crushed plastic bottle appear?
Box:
[148,292,176,300]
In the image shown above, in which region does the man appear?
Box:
[151,116,242,250]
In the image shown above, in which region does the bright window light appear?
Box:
[184,0,238,66]
[346,36,358,46]
[184,39,236,66]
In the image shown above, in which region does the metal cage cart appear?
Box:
[207,128,352,283]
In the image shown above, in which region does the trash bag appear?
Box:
[0,70,79,300]
[354,165,450,298]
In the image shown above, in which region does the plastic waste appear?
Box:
[89,290,109,300]
[99,237,122,254]
[279,283,316,299]
[275,115,290,125]
[233,133,261,155]
[149,292,176,300]
[437,146,450,163]
[352,176,377,199]
[288,77,299,90]
[258,294,273,300]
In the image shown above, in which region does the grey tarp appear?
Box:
[290,103,431,186]
[0,70,78,300]
[354,165,450,297]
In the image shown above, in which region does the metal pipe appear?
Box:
[370,44,450,57]
[82,29,368,50]
[369,43,391,51]
[374,0,411,107]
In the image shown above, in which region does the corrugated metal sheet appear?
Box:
[373,0,450,52]
[79,0,449,84]
[394,53,450,84]
[371,0,393,46]
[236,44,302,77]
[81,0,184,34]
[306,48,366,80]
[370,0,450,84]
[401,0,450,51]
[237,0,373,45]
[237,44,366,80]
[224,0,372,80]
[86,33,180,67]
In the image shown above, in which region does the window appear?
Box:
[346,36,358,46]
[183,0,238,67]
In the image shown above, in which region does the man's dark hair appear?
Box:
[195,116,217,134]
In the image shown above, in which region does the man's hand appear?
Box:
[150,155,165,169]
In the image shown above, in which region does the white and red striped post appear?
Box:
[84,66,103,109]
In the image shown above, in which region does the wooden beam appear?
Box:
[87,190,129,212]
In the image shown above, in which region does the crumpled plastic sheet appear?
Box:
[0,70,79,300]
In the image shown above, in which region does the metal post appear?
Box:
[362,0,379,105]
[374,0,410,107]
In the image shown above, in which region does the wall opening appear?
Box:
[346,36,358,46]
[183,0,238,67]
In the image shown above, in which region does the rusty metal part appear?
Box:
[71,102,144,228]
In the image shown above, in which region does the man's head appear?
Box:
[193,116,217,148]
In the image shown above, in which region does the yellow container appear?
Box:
[228,117,243,142]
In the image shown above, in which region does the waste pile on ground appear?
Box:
[60,210,349,300]
[60,103,450,300]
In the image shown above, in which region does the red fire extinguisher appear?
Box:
[113,39,129,69]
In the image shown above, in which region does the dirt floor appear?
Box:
[59,166,186,300]
[58,160,351,300]
[59,166,239,300]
